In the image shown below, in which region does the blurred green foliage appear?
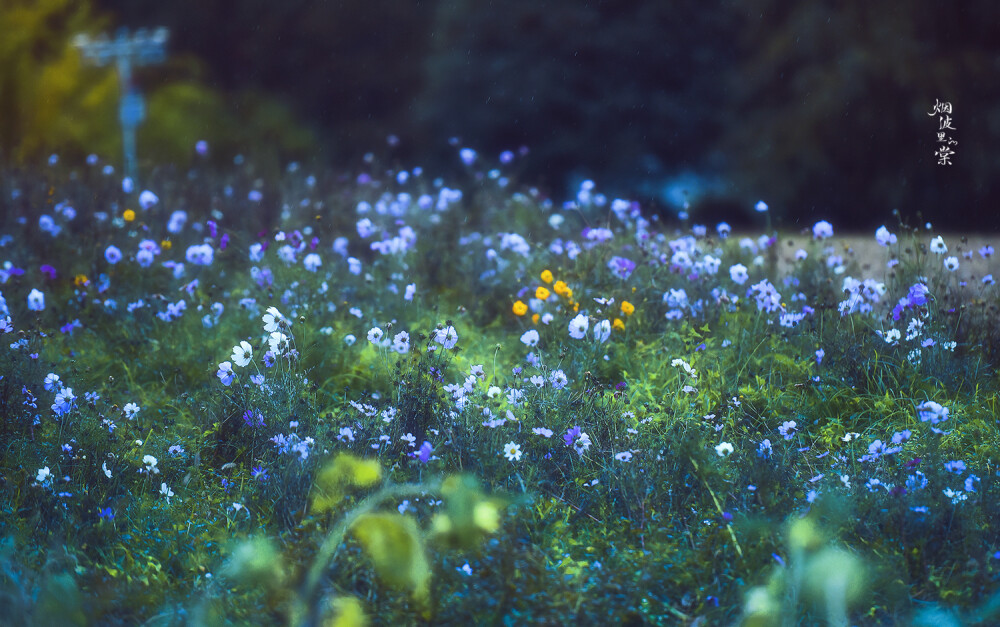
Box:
[0,0,316,173]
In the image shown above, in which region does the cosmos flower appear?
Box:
[105,245,122,264]
[434,325,458,349]
[875,225,897,246]
[503,442,522,461]
[568,313,589,340]
[262,307,284,333]
[27,289,45,311]
[812,220,834,240]
[231,341,253,367]
[217,361,235,386]
[729,264,749,285]
[138,190,159,210]
[520,329,540,347]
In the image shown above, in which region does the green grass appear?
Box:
[0,155,999,626]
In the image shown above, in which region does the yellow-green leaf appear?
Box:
[350,513,430,605]
[323,595,369,627]
[312,454,383,514]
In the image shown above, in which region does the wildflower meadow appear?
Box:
[1,149,999,626]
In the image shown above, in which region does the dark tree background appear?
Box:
[94,0,1000,230]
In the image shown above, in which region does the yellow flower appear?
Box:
[512,300,528,316]
[620,301,635,316]
[535,286,551,301]
[531,313,540,325]
[564,287,573,299]
[123,209,135,222]
[160,239,172,251]
[74,274,89,287]
[540,269,554,284]
[553,280,569,296]
[613,318,625,331]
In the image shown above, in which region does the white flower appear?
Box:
[671,358,698,379]
[160,482,174,501]
[143,455,159,474]
[715,442,734,456]
[102,462,112,478]
[812,220,834,240]
[487,385,502,398]
[231,340,253,367]
[755,200,769,212]
[344,334,357,346]
[503,442,522,461]
[549,369,569,390]
[404,283,417,301]
[303,253,321,272]
[367,327,383,344]
[433,325,458,349]
[139,190,159,210]
[943,256,959,272]
[729,264,749,285]
[929,236,947,254]
[392,331,410,354]
[262,307,284,332]
[123,402,140,419]
[883,328,901,343]
[568,313,589,340]
[267,332,288,354]
[27,288,45,311]
[35,466,51,483]
[875,225,897,246]
[520,329,540,347]
[593,319,611,344]
[615,451,633,462]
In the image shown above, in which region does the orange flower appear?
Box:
[123,209,135,222]
[531,313,540,325]
[535,286,551,301]
[620,301,635,316]
[540,269,554,284]
[613,318,625,331]
[512,300,528,316]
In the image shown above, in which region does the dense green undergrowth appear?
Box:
[1,153,999,625]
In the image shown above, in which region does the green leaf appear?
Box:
[350,513,430,606]
[312,454,383,514]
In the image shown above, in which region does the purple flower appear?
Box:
[564,426,582,447]
[607,256,636,280]
[413,441,433,464]
[252,465,269,481]
[242,410,266,428]
[40,264,57,279]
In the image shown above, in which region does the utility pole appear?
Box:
[73,27,169,185]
